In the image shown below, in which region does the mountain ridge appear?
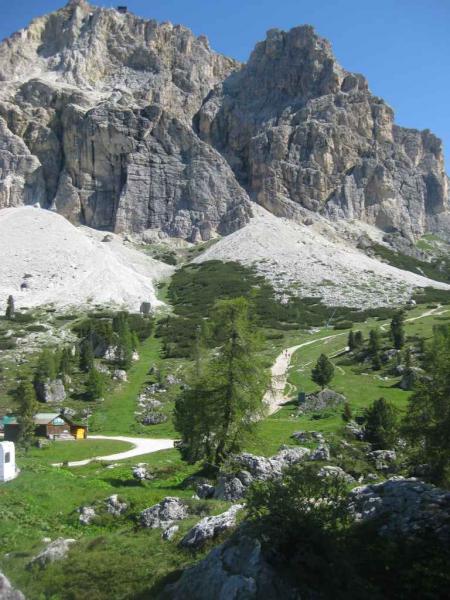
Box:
[0,0,448,244]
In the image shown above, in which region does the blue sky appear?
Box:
[2,0,449,167]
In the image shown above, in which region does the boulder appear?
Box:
[298,389,346,413]
[162,525,179,541]
[140,497,189,529]
[399,367,421,390]
[112,369,128,382]
[196,483,215,499]
[28,538,76,569]
[105,495,128,516]
[368,449,397,472]
[345,420,365,440]
[213,476,246,502]
[141,412,167,425]
[318,465,355,484]
[167,533,293,599]
[79,506,96,525]
[132,464,154,482]
[35,378,66,403]
[0,572,25,600]
[348,477,450,543]
[180,505,244,549]
[291,430,310,443]
[309,443,331,461]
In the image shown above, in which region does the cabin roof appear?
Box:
[2,413,72,426]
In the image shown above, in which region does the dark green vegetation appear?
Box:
[156,261,396,357]
[175,298,268,465]
[364,397,398,450]
[373,242,450,283]
[403,324,450,487]
[311,353,335,389]
[247,463,450,599]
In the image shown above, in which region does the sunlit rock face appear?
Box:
[0,3,448,241]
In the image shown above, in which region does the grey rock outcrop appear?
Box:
[105,494,128,516]
[35,378,66,404]
[167,533,294,600]
[0,2,251,241]
[298,388,346,413]
[197,483,215,499]
[180,504,244,549]
[0,5,448,244]
[199,26,449,241]
[0,572,25,600]
[140,497,189,529]
[132,463,154,482]
[213,447,311,500]
[318,465,355,484]
[348,477,450,543]
[79,505,97,525]
[28,538,76,569]
[309,443,331,461]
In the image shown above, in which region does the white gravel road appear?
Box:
[52,435,174,467]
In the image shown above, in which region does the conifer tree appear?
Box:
[390,311,405,349]
[80,339,94,373]
[5,295,15,320]
[354,331,364,348]
[311,354,335,390]
[33,348,57,400]
[372,353,382,371]
[364,397,397,449]
[114,313,133,369]
[59,347,74,377]
[342,402,353,423]
[175,297,268,465]
[86,368,105,401]
[403,325,450,485]
[368,329,380,357]
[347,331,355,351]
[15,377,38,448]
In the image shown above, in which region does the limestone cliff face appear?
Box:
[0,2,448,241]
[0,0,250,239]
[198,26,448,240]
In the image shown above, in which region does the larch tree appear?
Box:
[174,297,269,465]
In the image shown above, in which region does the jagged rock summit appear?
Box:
[0,0,250,241]
[0,2,448,243]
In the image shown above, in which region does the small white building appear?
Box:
[0,441,17,482]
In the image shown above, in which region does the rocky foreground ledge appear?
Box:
[166,477,450,599]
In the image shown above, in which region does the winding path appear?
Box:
[264,304,449,415]
[52,435,174,467]
[263,332,347,414]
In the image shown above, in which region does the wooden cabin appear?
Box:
[2,413,87,442]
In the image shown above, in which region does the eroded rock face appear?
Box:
[0,2,251,240]
[198,26,449,241]
[0,5,448,242]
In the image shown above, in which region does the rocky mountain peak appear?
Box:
[0,3,448,243]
